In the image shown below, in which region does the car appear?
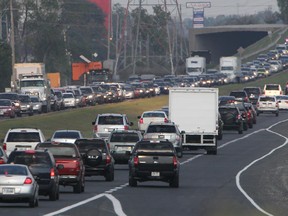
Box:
[0,146,8,164]
[75,138,114,181]
[62,92,77,108]
[219,105,244,134]
[50,130,83,144]
[80,86,97,106]
[137,110,169,132]
[234,102,251,129]
[35,142,85,193]
[276,95,288,110]
[30,96,42,114]
[218,112,224,140]
[18,94,34,116]
[229,90,249,102]
[256,95,279,116]
[0,164,39,207]
[0,99,16,118]
[7,149,62,201]
[143,122,183,158]
[263,84,283,96]
[128,140,180,187]
[244,102,257,124]
[0,93,21,117]
[92,113,134,139]
[107,130,142,164]
[243,87,262,105]
[2,128,46,156]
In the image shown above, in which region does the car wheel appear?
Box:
[129,175,137,187]
[169,174,179,188]
[105,167,114,182]
[276,112,279,117]
[85,148,102,167]
[217,131,223,140]
[16,112,22,117]
[73,179,82,193]
[28,111,33,116]
[249,122,253,128]
[176,147,183,158]
[29,193,38,208]
[49,185,58,201]
[207,147,217,155]
[238,127,243,134]
[256,112,260,116]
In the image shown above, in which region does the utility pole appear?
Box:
[164,0,174,75]
[107,0,112,60]
[132,0,142,74]
[10,0,16,91]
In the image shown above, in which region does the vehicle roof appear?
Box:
[53,130,81,133]
[98,113,126,116]
[110,129,141,134]
[7,128,42,132]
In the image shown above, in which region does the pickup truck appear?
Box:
[35,142,85,193]
[128,140,180,188]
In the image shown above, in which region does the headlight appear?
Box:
[88,95,93,99]
[140,90,143,93]
[27,105,30,108]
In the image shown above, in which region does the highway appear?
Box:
[2,111,288,216]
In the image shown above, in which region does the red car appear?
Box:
[0,99,16,118]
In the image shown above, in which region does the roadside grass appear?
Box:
[1,69,288,140]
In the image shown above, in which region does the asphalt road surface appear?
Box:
[2,111,288,216]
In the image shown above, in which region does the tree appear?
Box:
[0,42,12,91]
[277,0,288,23]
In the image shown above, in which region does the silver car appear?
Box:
[50,130,83,144]
[0,164,39,207]
[30,96,42,114]
[143,122,183,158]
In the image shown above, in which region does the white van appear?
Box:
[263,84,283,96]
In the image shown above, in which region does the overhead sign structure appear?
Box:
[186,2,211,28]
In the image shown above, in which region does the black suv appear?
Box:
[243,87,261,105]
[7,149,62,201]
[229,90,249,102]
[219,105,244,134]
[75,138,115,181]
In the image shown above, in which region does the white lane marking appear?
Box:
[236,118,288,216]
[105,194,127,216]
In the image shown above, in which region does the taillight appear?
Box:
[3,143,6,151]
[133,156,139,166]
[50,168,55,179]
[173,156,178,168]
[164,118,168,123]
[106,143,110,150]
[106,155,111,164]
[276,102,279,107]
[139,118,144,124]
[0,158,5,164]
[237,114,241,120]
[93,125,98,132]
[256,102,259,107]
[24,177,33,184]
[74,160,80,172]
[124,125,129,130]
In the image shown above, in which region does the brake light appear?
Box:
[124,125,129,130]
[133,156,139,166]
[276,102,279,107]
[256,102,259,107]
[173,156,178,168]
[139,118,144,124]
[24,177,33,184]
[25,150,35,154]
[74,160,80,172]
[50,168,55,179]
[0,158,5,164]
[3,143,6,151]
[106,155,111,164]
[164,118,168,123]
[237,114,241,120]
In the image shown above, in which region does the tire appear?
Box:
[207,147,217,155]
[217,131,223,140]
[129,175,137,187]
[243,122,248,131]
[29,193,38,208]
[85,148,102,167]
[238,126,243,134]
[49,185,58,201]
[169,174,179,188]
[176,147,183,158]
[249,122,253,128]
[105,167,114,182]
[28,111,33,116]
[276,112,279,117]
[73,179,82,193]
[257,112,260,116]
[16,112,22,117]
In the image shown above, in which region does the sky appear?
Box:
[113,0,279,18]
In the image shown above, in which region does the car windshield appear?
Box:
[30,97,40,102]
[37,146,77,157]
[9,152,52,167]
[63,94,73,98]
[7,132,41,142]
[80,88,92,94]
[147,125,176,133]
[0,165,27,176]
[19,96,31,102]
[0,94,18,100]
[0,100,11,106]
[20,80,44,87]
[98,116,124,125]
[53,132,80,139]
[110,133,140,142]
[244,88,260,95]
[136,142,173,151]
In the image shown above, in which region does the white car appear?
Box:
[50,130,83,143]
[2,128,46,156]
[256,95,279,116]
[137,110,169,132]
[276,95,288,110]
[62,93,76,108]
[263,84,283,96]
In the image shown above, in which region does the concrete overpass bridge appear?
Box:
[188,24,288,64]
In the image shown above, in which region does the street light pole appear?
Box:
[10,0,16,91]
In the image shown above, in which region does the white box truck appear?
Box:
[219,56,241,83]
[169,87,219,155]
[186,56,206,76]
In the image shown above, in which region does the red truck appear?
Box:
[36,142,85,193]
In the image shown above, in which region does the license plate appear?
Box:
[0,110,3,115]
[151,172,160,177]
[116,146,131,152]
[16,146,31,151]
[108,128,114,132]
[2,188,15,194]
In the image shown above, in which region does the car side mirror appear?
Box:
[57,164,64,170]
[137,116,141,119]
[181,131,185,134]
[130,122,134,126]
[92,121,95,125]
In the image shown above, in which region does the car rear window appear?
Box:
[98,116,124,125]
[244,88,260,95]
[0,100,11,106]
[136,142,173,151]
[7,132,41,142]
[37,146,77,158]
[8,152,52,167]
[110,133,140,142]
[147,125,176,133]
[230,92,246,97]
[53,132,80,139]
[265,85,280,90]
[143,112,165,118]
[219,108,238,115]
[259,97,275,102]
[0,165,27,175]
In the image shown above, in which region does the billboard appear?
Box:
[88,0,111,30]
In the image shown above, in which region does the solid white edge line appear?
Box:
[235,118,288,216]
